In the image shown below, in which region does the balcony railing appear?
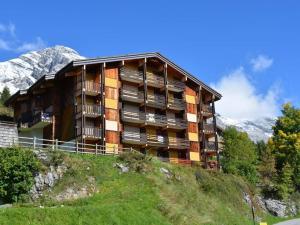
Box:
[77,104,102,117]
[167,117,187,129]
[77,127,102,139]
[202,122,215,134]
[147,94,166,109]
[202,104,213,115]
[83,81,101,96]
[120,67,143,84]
[204,141,216,152]
[168,97,185,110]
[147,72,165,88]
[146,114,167,127]
[122,110,145,123]
[168,138,190,149]
[146,134,167,147]
[121,89,144,103]
[30,112,53,128]
[122,132,147,145]
[168,79,185,92]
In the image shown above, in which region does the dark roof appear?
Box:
[6,52,222,105]
[63,52,222,99]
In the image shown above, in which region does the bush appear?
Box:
[118,151,151,173]
[0,147,40,203]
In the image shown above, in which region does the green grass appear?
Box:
[0,153,293,225]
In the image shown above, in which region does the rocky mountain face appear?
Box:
[0,45,274,142]
[217,115,275,142]
[0,45,85,93]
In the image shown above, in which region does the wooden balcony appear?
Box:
[121,110,145,124]
[77,104,102,118]
[203,141,216,152]
[146,134,167,147]
[201,104,213,117]
[145,114,167,127]
[120,67,143,84]
[76,81,101,96]
[77,127,102,140]
[147,72,165,88]
[121,89,144,103]
[30,111,53,129]
[167,117,187,130]
[167,97,185,111]
[146,94,166,109]
[168,138,190,149]
[202,122,215,134]
[168,79,185,92]
[122,132,147,145]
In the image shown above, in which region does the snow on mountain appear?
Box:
[0,45,85,93]
[216,114,275,142]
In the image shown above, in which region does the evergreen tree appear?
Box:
[258,140,277,197]
[222,127,258,183]
[271,103,300,194]
[276,163,294,199]
[0,86,11,105]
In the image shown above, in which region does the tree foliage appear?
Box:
[270,103,300,198]
[0,147,40,203]
[221,127,258,183]
[0,86,11,105]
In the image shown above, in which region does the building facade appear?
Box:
[6,53,222,169]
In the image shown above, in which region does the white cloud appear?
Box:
[16,37,46,52]
[211,67,280,120]
[0,38,11,50]
[0,22,46,53]
[250,55,273,72]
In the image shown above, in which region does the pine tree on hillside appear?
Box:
[270,103,300,198]
[0,86,11,105]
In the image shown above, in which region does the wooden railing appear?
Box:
[146,134,168,147]
[147,94,166,108]
[122,110,145,123]
[77,104,102,116]
[147,72,165,88]
[122,132,147,144]
[120,67,143,83]
[0,136,131,155]
[167,117,187,129]
[202,104,213,114]
[121,89,144,103]
[77,127,102,139]
[168,97,185,110]
[168,137,190,149]
[146,113,167,126]
[202,122,215,133]
[204,141,216,151]
[168,79,185,92]
[83,81,101,95]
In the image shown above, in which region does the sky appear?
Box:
[0,0,299,120]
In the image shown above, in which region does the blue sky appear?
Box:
[0,0,299,120]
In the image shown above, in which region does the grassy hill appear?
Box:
[0,152,289,225]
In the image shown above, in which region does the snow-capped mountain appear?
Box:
[217,115,275,142]
[0,45,275,142]
[0,45,85,93]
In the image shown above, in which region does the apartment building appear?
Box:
[6,53,222,169]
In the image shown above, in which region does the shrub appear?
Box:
[118,151,151,173]
[0,147,40,203]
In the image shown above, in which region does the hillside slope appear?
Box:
[0,152,279,225]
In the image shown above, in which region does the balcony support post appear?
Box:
[101,63,106,147]
[212,95,220,170]
[198,86,207,168]
[164,63,168,107]
[143,58,147,107]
